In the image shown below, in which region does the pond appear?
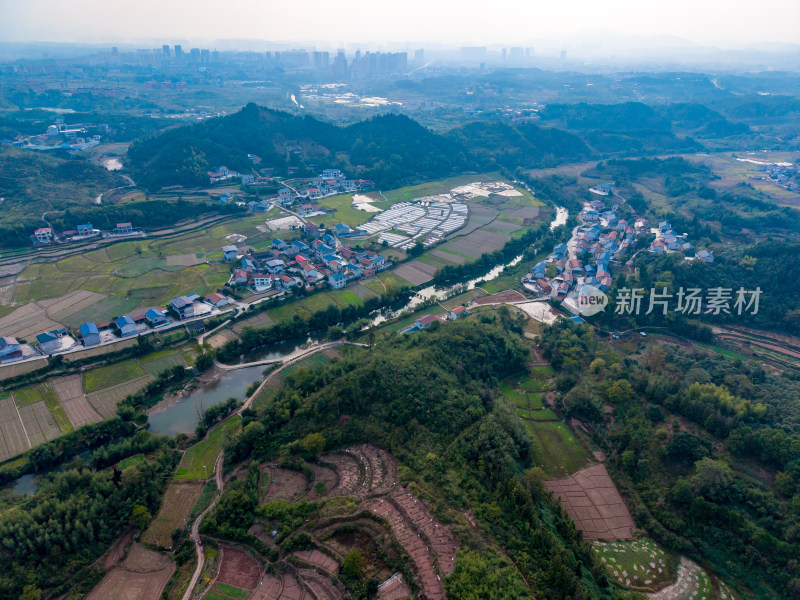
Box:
[234,336,318,365]
[10,474,37,496]
[147,365,266,436]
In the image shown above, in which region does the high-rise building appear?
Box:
[414,48,424,63]
[331,50,349,77]
[560,49,567,59]
[200,49,210,63]
[162,44,170,57]
[510,47,524,61]
[502,48,507,61]
[312,51,330,69]
[190,48,200,61]
[174,45,183,60]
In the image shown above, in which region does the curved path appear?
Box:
[214,340,367,372]
[179,340,367,599]
[181,451,224,600]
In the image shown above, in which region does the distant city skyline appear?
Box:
[1,0,798,49]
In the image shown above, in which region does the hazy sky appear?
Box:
[1,0,798,48]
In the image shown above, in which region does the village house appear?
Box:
[114,222,135,235]
[170,296,195,319]
[145,308,169,328]
[415,314,446,329]
[80,323,101,347]
[448,306,467,320]
[222,245,238,261]
[328,272,347,289]
[33,227,53,244]
[36,329,67,353]
[696,250,714,264]
[0,336,22,360]
[205,292,229,308]
[115,315,137,337]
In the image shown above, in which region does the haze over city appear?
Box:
[1,0,799,50]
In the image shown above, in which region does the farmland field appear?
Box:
[86,544,174,600]
[0,396,29,463]
[174,416,241,481]
[141,482,204,548]
[139,351,187,376]
[60,296,141,328]
[525,420,593,477]
[85,374,154,419]
[593,538,677,591]
[83,360,147,393]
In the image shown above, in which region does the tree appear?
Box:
[19,585,42,600]
[195,351,214,372]
[130,504,152,531]
[691,458,733,502]
[343,550,363,579]
[301,433,326,456]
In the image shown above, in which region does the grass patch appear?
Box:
[13,384,52,407]
[140,352,186,376]
[694,342,750,361]
[43,388,73,433]
[175,416,242,481]
[514,376,552,392]
[118,454,145,470]
[83,360,146,393]
[524,420,593,478]
[213,582,250,599]
[531,365,555,377]
[308,194,375,227]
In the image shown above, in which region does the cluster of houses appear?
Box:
[272,169,374,209]
[757,162,799,192]
[649,220,713,263]
[224,225,391,294]
[30,222,140,246]
[524,199,635,301]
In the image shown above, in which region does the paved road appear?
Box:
[214,339,367,372]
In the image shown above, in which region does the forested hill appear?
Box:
[127,103,599,190]
[128,103,475,190]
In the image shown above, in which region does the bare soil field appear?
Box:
[648,557,710,600]
[306,464,338,500]
[103,531,134,569]
[293,549,339,574]
[0,396,30,461]
[377,573,412,600]
[216,546,261,590]
[488,219,523,232]
[0,302,63,339]
[261,467,309,501]
[87,544,174,600]
[473,290,527,304]
[53,374,102,427]
[298,568,344,600]
[350,283,379,301]
[0,358,47,382]
[429,249,467,264]
[17,401,60,446]
[165,253,205,267]
[206,329,240,349]
[142,482,204,548]
[85,374,154,419]
[505,206,541,219]
[391,261,436,286]
[251,573,283,600]
[544,463,635,541]
[440,229,509,259]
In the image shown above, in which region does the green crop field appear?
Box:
[43,387,72,433]
[175,416,241,481]
[83,360,147,393]
[118,454,146,470]
[514,375,552,391]
[140,351,186,376]
[530,365,555,377]
[211,582,250,599]
[280,353,331,379]
[524,420,593,478]
[13,384,53,407]
[61,296,141,328]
